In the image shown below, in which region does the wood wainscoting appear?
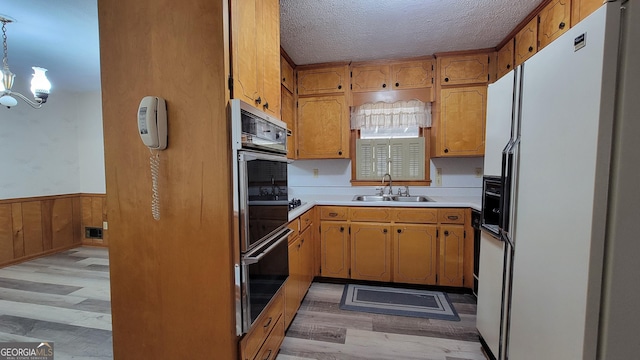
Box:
[0,193,107,268]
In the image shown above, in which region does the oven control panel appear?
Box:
[241,110,287,153]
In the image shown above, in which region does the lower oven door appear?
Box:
[240,227,291,334]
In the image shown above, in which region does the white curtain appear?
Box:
[350,99,432,130]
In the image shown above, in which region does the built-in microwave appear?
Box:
[482,176,501,238]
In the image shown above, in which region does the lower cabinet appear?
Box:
[284,211,314,329]
[350,222,391,282]
[239,289,285,360]
[319,206,468,287]
[393,224,437,285]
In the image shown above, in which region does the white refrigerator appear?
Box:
[476,1,640,359]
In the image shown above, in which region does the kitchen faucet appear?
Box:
[382,173,393,195]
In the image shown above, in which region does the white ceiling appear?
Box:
[1,0,543,93]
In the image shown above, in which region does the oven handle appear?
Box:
[242,228,292,265]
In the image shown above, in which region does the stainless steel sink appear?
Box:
[352,195,394,201]
[352,195,433,202]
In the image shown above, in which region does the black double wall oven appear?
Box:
[231,99,291,335]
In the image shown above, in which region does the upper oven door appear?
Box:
[238,150,289,252]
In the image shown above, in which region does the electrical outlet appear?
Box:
[103,221,108,230]
[313,169,319,178]
[435,168,442,186]
[475,167,483,178]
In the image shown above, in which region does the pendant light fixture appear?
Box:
[0,16,52,109]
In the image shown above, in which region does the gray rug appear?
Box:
[339,284,460,321]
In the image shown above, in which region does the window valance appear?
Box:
[350,99,432,130]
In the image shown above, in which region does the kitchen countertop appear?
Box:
[288,194,481,221]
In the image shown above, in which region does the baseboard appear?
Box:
[0,243,82,269]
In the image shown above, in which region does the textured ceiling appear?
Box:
[280,0,544,65]
[1,0,543,93]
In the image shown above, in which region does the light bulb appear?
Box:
[30,67,51,101]
[0,95,18,107]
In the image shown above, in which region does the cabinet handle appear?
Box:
[264,102,269,109]
[444,77,449,82]
[301,238,305,244]
[528,46,534,52]
[397,229,402,234]
[255,96,262,105]
[395,82,400,87]
[329,212,338,217]
[262,349,273,360]
[338,85,342,90]
[340,227,344,232]
[507,64,511,69]
[447,215,459,220]
[338,150,343,156]
[444,230,449,236]
[559,22,566,30]
[282,77,286,82]
[444,148,449,153]
[263,317,272,328]
[382,83,386,88]
[383,229,388,233]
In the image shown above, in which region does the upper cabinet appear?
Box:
[436,86,487,157]
[538,0,571,50]
[514,17,538,67]
[281,54,294,93]
[351,64,390,92]
[571,0,602,26]
[297,65,349,96]
[496,39,515,80]
[390,60,434,90]
[230,0,281,116]
[437,53,492,86]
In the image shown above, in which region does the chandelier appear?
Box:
[0,16,51,109]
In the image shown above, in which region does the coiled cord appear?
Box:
[150,150,161,221]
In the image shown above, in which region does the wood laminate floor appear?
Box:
[0,247,486,360]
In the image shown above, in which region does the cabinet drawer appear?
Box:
[392,208,438,224]
[287,220,299,242]
[438,208,465,224]
[240,290,284,360]
[253,315,284,360]
[319,206,348,221]
[300,210,313,231]
[349,207,392,222]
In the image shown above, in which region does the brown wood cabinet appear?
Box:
[437,53,492,86]
[351,59,434,92]
[497,39,515,80]
[515,17,538,67]
[239,289,284,360]
[392,224,437,285]
[351,64,390,92]
[438,224,465,287]
[280,55,294,93]
[572,0,602,27]
[320,220,350,278]
[284,237,300,329]
[539,0,572,50]
[296,95,350,159]
[280,86,295,159]
[350,222,392,282]
[231,0,281,117]
[285,210,314,329]
[435,86,487,157]
[297,65,349,96]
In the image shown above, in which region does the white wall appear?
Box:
[0,85,105,199]
[288,157,483,197]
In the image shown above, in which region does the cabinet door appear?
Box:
[515,17,538,67]
[390,60,434,90]
[259,0,281,116]
[438,54,491,86]
[539,0,571,50]
[438,225,465,287]
[393,224,437,285]
[571,0,602,26]
[298,225,314,299]
[231,0,259,105]
[297,95,349,159]
[297,66,349,96]
[437,86,487,156]
[350,223,391,282]
[320,221,350,278]
[497,39,515,80]
[281,86,296,159]
[351,64,390,92]
[284,237,301,329]
[281,55,294,92]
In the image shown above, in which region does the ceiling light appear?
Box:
[0,16,51,109]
